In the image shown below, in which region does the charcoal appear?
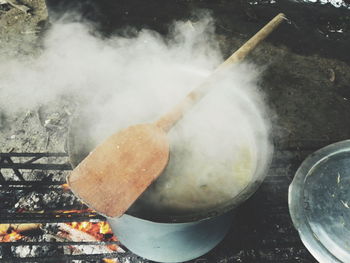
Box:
[11,245,61,258]
[14,190,79,211]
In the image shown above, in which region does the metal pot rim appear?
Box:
[67,106,272,223]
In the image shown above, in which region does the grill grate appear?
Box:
[0,152,105,223]
[0,152,127,262]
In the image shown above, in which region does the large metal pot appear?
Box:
[67,87,271,261]
[67,112,236,262]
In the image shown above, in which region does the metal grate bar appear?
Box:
[0,186,65,190]
[0,213,106,223]
[0,153,68,157]
[0,181,65,185]
[0,253,122,262]
[0,180,67,190]
[0,152,71,191]
[0,163,71,170]
[24,156,45,164]
[0,241,121,246]
[1,185,65,190]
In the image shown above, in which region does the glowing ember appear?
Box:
[0,224,41,242]
[55,208,95,213]
[66,221,117,243]
[61,183,70,190]
[0,230,23,242]
[99,221,112,235]
[63,221,120,254]
[103,258,119,263]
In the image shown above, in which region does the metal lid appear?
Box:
[289,140,350,263]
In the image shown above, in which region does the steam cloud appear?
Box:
[0,14,272,218]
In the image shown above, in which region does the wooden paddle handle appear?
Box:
[156,13,286,132]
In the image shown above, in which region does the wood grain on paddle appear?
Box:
[68,124,169,217]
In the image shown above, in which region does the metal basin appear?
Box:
[289,140,350,263]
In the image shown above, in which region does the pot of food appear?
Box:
[67,72,272,262]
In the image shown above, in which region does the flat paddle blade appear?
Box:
[67,124,169,218]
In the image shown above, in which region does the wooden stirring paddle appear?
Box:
[67,13,286,218]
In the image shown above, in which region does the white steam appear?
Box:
[0,15,272,218]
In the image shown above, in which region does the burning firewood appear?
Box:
[57,222,124,260]
[0,223,42,242]
[0,223,41,235]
